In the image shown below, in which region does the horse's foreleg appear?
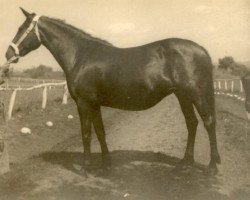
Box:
[76,99,92,168]
[92,106,111,168]
[176,93,198,165]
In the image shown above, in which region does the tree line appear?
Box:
[11,65,65,79]
[217,56,249,76]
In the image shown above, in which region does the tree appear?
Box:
[23,65,65,79]
[218,56,249,76]
[218,56,235,70]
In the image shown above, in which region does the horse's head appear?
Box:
[5,8,41,64]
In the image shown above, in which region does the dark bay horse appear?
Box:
[241,72,250,120]
[5,8,221,174]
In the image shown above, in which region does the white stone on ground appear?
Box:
[46,121,53,127]
[20,127,31,134]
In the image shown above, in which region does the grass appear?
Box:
[214,69,238,79]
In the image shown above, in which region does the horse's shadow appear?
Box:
[40,150,228,200]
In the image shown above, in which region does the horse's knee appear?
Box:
[203,115,214,129]
[189,117,198,126]
[185,116,198,131]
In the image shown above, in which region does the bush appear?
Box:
[218,56,249,77]
[218,56,235,70]
[23,65,64,79]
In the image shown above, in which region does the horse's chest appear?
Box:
[67,68,101,101]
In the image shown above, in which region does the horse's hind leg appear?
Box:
[193,83,221,174]
[176,93,198,165]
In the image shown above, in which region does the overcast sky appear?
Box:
[0,0,249,70]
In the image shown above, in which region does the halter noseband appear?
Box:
[8,15,41,62]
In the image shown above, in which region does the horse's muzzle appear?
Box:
[5,46,19,64]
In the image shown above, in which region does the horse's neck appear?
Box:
[38,17,84,74]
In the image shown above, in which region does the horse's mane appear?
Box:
[47,17,113,46]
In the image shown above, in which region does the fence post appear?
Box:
[240,80,243,93]
[224,80,227,91]
[62,84,68,105]
[6,79,9,90]
[218,81,221,90]
[231,80,234,93]
[42,86,47,109]
[8,89,17,120]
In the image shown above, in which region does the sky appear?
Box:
[0,0,249,71]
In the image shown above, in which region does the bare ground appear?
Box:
[0,95,250,200]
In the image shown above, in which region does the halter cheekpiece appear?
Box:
[8,15,41,62]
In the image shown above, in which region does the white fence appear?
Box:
[0,81,68,120]
[214,78,243,93]
[213,78,245,102]
[0,78,64,90]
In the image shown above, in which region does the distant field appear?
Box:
[214,69,238,79]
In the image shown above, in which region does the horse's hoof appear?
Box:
[207,164,218,176]
[178,157,194,168]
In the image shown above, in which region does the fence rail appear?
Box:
[0,81,68,120]
[0,78,64,90]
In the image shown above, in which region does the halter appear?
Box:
[8,15,41,63]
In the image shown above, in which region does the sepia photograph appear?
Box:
[0,0,250,199]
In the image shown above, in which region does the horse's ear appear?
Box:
[20,7,31,18]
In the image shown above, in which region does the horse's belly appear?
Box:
[100,87,173,111]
